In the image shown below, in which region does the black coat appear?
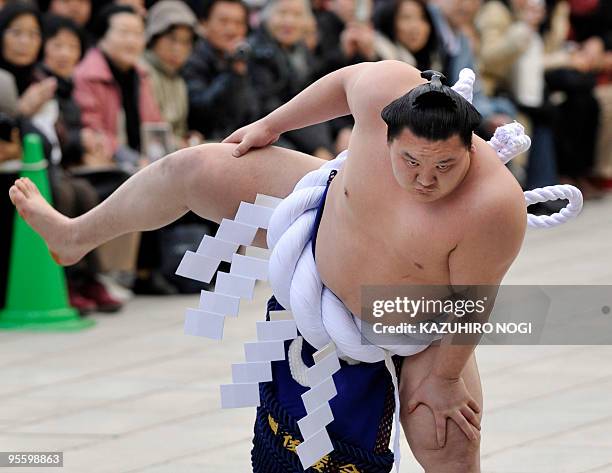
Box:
[182,38,259,140]
[248,28,316,115]
[35,65,85,166]
[247,28,334,154]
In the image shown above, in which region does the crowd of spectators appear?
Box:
[0,0,610,314]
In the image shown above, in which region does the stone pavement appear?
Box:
[1,196,611,473]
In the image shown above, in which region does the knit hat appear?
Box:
[145,0,197,44]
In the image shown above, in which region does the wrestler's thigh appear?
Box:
[177,143,324,224]
[399,345,483,469]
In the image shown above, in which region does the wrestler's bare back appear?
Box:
[314,61,526,316]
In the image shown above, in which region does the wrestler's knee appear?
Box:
[403,404,480,471]
[160,143,213,178]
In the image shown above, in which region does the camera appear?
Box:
[226,42,252,63]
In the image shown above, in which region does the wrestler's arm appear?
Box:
[261,64,366,134]
[224,63,371,156]
[433,183,527,380]
[224,61,424,156]
[265,60,424,132]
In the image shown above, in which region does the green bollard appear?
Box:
[0,134,94,331]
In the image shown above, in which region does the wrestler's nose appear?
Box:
[416,171,436,187]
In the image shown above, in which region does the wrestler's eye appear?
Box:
[406,159,419,167]
[436,164,450,171]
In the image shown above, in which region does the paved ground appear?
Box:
[1,196,611,473]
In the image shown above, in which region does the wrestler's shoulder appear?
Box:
[472,174,526,232]
[353,60,421,88]
[348,61,424,122]
[468,144,526,227]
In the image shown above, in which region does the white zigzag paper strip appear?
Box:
[305,351,341,387]
[232,361,273,383]
[296,428,333,470]
[301,376,337,413]
[295,342,339,468]
[230,254,268,281]
[215,271,256,300]
[255,193,283,209]
[178,197,300,430]
[184,308,225,340]
[176,251,219,283]
[235,202,274,229]
[297,403,334,440]
[256,320,297,341]
[220,383,260,408]
[313,342,336,363]
[244,340,286,362]
[197,235,239,262]
[199,291,240,317]
[216,218,258,246]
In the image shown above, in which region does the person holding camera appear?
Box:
[248,0,335,159]
[182,0,259,141]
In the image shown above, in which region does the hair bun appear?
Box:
[412,70,456,110]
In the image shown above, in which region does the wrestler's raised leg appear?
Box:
[9,143,324,266]
[399,345,483,473]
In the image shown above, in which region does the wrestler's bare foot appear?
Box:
[8,177,87,266]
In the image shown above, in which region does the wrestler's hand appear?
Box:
[406,373,481,448]
[222,119,280,157]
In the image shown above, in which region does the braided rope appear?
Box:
[488,122,532,164]
[450,68,475,104]
[452,69,584,228]
[485,121,583,228]
[524,184,584,228]
[452,68,584,228]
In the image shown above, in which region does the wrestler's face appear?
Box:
[388,129,473,202]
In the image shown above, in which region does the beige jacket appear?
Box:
[476,1,573,96]
[141,50,189,143]
[476,0,533,95]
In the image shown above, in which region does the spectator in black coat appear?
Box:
[249,0,334,158]
[182,0,259,141]
[35,14,90,166]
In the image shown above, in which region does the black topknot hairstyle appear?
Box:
[381,70,482,148]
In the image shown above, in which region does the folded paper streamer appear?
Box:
[177,193,343,468]
[294,343,340,469]
[178,195,285,413]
